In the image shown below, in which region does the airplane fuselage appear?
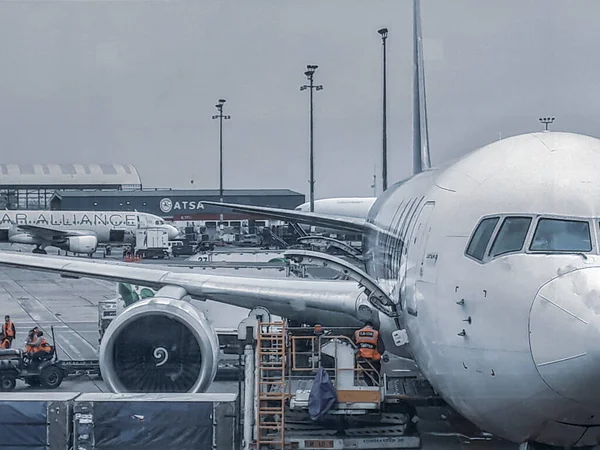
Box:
[0,210,179,252]
[363,131,600,447]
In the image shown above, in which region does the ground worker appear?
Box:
[0,315,15,349]
[354,321,386,386]
[25,329,52,363]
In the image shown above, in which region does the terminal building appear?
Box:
[0,163,305,235]
[50,188,305,232]
[0,164,141,210]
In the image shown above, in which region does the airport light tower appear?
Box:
[300,65,323,213]
[212,99,231,226]
[539,117,555,131]
[378,27,389,192]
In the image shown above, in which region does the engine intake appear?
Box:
[99,297,219,393]
[64,235,98,254]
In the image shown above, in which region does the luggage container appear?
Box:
[73,392,238,450]
[0,392,78,450]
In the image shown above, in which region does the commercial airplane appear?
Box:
[0,1,596,448]
[0,210,179,255]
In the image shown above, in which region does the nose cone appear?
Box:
[530,267,600,406]
[167,225,179,240]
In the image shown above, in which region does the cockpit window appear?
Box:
[155,219,164,225]
[489,217,532,257]
[466,217,499,261]
[530,218,592,252]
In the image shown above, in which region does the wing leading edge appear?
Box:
[0,252,365,327]
[200,201,366,234]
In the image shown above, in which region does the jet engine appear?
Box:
[99,296,219,393]
[62,235,98,254]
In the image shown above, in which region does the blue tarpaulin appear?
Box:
[0,401,47,448]
[93,401,214,450]
[308,367,337,421]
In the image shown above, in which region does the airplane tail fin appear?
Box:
[412,0,431,174]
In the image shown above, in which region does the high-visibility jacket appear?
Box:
[37,338,52,352]
[2,321,14,338]
[27,337,51,354]
[354,326,381,361]
[25,335,38,353]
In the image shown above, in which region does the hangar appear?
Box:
[50,188,305,224]
[0,164,142,210]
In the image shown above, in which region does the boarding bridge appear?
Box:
[244,320,424,450]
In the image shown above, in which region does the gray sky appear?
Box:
[1,0,599,199]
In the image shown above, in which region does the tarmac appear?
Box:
[0,246,516,449]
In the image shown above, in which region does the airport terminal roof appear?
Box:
[51,188,302,198]
[0,164,141,188]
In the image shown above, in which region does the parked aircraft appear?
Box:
[0,1,595,448]
[0,210,179,255]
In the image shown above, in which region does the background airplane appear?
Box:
[0,1,595,448]
[0,210,179,255]
[294,197,376,219]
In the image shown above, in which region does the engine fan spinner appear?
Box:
[99,297,219,393]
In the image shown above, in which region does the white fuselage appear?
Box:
[295,198,376,219]
[364,131,600,447]
[0,210,179,252]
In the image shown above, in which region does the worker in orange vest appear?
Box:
[26,330,53,363]
[354,321,385,386]
[0,315,15,349]
[25,327,39,353]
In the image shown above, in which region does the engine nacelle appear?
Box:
[99,297,219,393]
[64,235,98,254]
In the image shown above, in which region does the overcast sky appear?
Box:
[1,0,599,199]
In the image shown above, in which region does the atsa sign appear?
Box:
[159,198,205,213]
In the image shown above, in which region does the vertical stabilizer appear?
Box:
[412,0,431,174]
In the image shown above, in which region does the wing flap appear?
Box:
[200,201,366,233]
[0,252,363,327]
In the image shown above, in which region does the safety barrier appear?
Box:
[0,392,238,450]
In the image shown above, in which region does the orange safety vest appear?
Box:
[26,336,51,353]
[2,322,14,338]
[37,338,52,352]
[25,335,38,353]
[354,326,381,361]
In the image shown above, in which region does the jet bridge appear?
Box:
[239,315,434,450]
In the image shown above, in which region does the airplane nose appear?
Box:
[168,226,179,240]
[529,267,600,406]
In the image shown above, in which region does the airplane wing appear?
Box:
[16,224,91,239]
[0,252,365,327]
[200,201,367,233]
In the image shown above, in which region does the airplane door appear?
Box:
[137,214,148,229]
[402,201,435,316]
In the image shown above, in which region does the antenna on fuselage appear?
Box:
[412,0,431,174]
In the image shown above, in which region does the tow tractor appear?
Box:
[0,326,99,391]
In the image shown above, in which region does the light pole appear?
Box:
[378,27,388,192]
[371,165,377,196]
[212,99,231,226]
[539,117,555,131]
[300,65,323,212]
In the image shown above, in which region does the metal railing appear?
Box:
[287,327,381,391]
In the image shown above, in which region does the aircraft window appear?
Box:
[466,217,499,261]
[530,218,592,252]
[489,217,532,257]
[155,220,164,225]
